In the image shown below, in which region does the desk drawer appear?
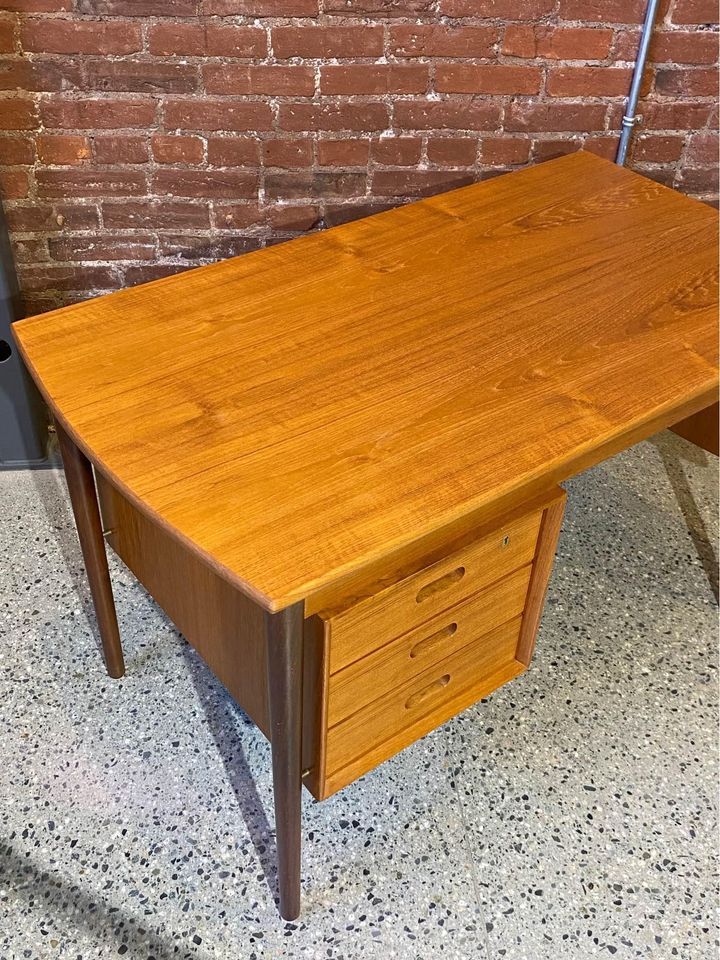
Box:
[324,616,524,795]
[324,508,542,674]
[327,563,531,728]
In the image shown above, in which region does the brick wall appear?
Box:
[1,0,717,314]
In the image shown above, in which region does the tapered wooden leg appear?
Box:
[56,421,125,679]
[265,602,304,921]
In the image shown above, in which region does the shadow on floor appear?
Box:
[180,643,280,910]
[0,842,187,960]
[650,431,718,603]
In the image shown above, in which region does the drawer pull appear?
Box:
[415,566,465,603]
[409,622,457,659]
[404,674,451,710]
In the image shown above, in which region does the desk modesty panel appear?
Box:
[13,153,719,921]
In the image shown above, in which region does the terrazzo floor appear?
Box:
[0,431,717,960]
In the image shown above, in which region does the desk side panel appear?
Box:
[670,401,719,457]
[96,471,271,736]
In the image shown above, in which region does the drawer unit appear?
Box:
[328,563,532,728]
[302,487,566,801]
[323,507,543,675]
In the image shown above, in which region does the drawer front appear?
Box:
[326,509,542,674]
[328,563,531,727]
[324,616,523,787]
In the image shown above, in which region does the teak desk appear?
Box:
[14,154,719,920]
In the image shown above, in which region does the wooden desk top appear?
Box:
[15,153,718,612]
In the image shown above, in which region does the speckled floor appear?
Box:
[0,431,717,960]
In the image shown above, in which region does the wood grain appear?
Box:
[324,617,525,797]
[323,508,541,674]
[327,563,532,727]
[14,153,719,611]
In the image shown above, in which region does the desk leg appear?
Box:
[265,602,304,920]
[56,421,125,679]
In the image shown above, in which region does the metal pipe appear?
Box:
[616,0,661,166]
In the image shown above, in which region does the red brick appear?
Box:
[18,265,118,293]
[154,169,258,198]
[0,136,34,164]
[148,23,266,57]
[435,64,542,95]
[685,131,719,165]
[77,0,197,13]
[630,134,685,162]
[83,60,198,94]
[12,238,48,264]
[320,64,428,95]
[41,98,156,129]
[394,100,502,131]
[265,170,366,200]
[583,136,618,160]
[505,101,608,131]
[204,0,317,14]
[324,0,433,12]
[159,234,261,260]
[279,102,389,132]
[164,99,273,131]
[5,203,99,232]
[203,64,315,96]
[3,0,72,8]
[655,67,717,96]
[502,25,613,60]
[427,137,478,165]
[102,200,210,229]
[272,25,383,59]
[20,18,141,54]
[532,138,582,162]
[267,204,320,231]
[672,0,718,23]
[152,135,205,164]
[0,59,83,92]
[263,139,313,168]
[650,30,720,64]
[207,136,260,165]
[373,169,475,197]
[324,202,395,226]
[389,25,498,58]
[0,98,37,130]
[557,0,645,21]
[546,66,632,97]
[212,202,263,229]
[681,166,719,192]
[440,0,555,16]
[0,169,28,199]
[612,29,643,59]
[93,136,149,164]
[49,236,156,261]
[0,19,16,53]
[37,135,91,165]
[36,169,146,198]
[125,264,192,286]
[482,137,531,165]
[640,100,714,128]
[317,138,370,166]
[371,136,422,166]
